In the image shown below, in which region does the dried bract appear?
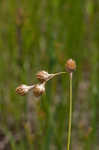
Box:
[33,83,45,97]
[65,59,76,73]
[16,84,34,96]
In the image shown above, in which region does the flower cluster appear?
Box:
[16,70,54,97]
[16,59,76,97]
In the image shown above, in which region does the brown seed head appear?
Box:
[65,59,76,73]
[36,70,51,82]
[16,84,34,96]
[33,83,45,97]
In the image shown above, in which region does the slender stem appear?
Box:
[67,72,72,150]
[54,72,66,76]
[46,72,67,82]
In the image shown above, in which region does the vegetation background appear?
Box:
[0,0,99,150]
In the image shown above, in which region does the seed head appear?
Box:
[36,70,52,82]
[33,83,45,97]
[16,84,34,96]
[65,59,76,73]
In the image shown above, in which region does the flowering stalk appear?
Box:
[67,72,72,150]
[65,59,76,150]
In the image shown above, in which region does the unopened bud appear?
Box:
[65,59,76,73]
[33,83,45,97]
[16,84,34,96]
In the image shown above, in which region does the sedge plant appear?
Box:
[16,58,76,150]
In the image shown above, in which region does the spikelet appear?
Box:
[65,59,76,73]
[33,83,45,97]
[16,84,34,96]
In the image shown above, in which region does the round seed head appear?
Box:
[16,84,34,96]
[36,70,51,82]
[33,83,45,97]
[16,84,29,96]
[65,59,76,73]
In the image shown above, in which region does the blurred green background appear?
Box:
[0,0,99,150]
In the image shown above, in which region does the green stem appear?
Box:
[67,72,72,150]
